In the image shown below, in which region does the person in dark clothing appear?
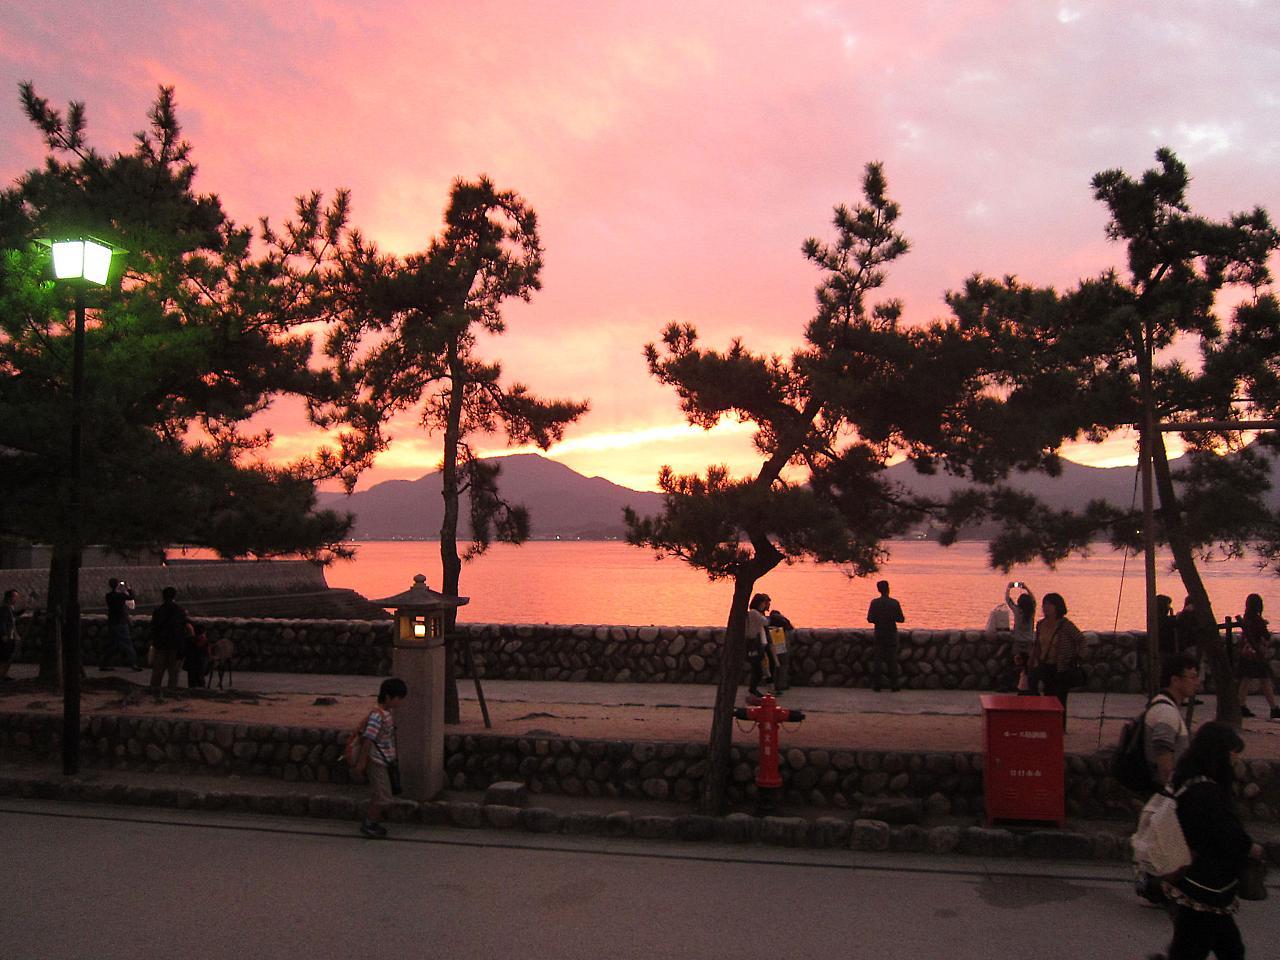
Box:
[1149,722,1264,960]
[1175,596,1207,706]
[1029,591,1086,724]
[184,622,210,688]
[1156,594,1178,657]
[866,580,904,692]
[149,587,189,690]
[100,578,140,672]
[1237,593,1280,720]
[0,589,20,683]
[766,608,794,694]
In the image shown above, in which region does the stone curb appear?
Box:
[13,772,1280,866]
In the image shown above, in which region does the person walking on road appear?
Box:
[100,578,140,672]
[355,677,407,838]
[148,587,189,690]
[1148,722,1265,960]
[867,580,904,692]
[1135,653,1199,905]
[745,593,772,697]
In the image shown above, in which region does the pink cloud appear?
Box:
[4,1,1277,491]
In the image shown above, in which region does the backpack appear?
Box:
[1111,694,1172,795]
[1132,776,1211,879]
[343,710,377,774]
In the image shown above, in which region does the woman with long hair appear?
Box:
[1237,593,1280,720]
[1028,592,1085,722]
[744,593,771,698]
[1151,722,1264,960]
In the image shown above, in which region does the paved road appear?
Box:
[7,799,1275,960]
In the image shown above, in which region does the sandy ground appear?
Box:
[5,674,1280,758]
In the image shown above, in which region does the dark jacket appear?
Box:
[867,596,904,638]
[1173,779,1253,910]
[149,601,189,652]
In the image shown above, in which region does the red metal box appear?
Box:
[980,694,1065,826]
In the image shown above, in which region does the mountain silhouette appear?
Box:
[322,451,1267,541]
[317,453,663,540]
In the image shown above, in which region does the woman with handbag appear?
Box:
[1149,722,1265,960]
[1236,593,1280,720]
[1028,592,1085,725]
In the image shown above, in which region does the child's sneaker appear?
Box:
[1270,706,1280,721]
[360,819,387,838]
[1241,705,1256,718]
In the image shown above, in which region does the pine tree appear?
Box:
[0,84,367,676]
[627,164,925,812]
[319,178,588,721]
[923,149,1280,722]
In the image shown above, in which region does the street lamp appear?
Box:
[39,235,118,775]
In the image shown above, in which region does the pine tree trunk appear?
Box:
[1150,434,1239,722]
[699,573,759,815]
[438,342,465,724]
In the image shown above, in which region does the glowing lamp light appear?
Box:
[413,616,428,639]
[51,238,113,285]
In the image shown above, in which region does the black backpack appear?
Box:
[1111,694,1171,795]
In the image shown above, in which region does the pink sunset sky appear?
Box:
[3,2,1278,493]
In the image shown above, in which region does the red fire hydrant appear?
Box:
[734,693,805,814]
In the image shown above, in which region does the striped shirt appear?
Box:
[361,707,397,765]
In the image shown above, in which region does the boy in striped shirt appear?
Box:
[357,677,408,838]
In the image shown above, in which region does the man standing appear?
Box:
[867,580,905,692]
[0,589,20,683]
[100,578,140,672]
[149,587,189,690]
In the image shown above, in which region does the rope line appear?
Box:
[1097,461,1143,751]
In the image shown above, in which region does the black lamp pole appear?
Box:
[62,286,86,775]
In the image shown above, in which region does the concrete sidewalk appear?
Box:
[12,661,1280,757]
[6,660,1190,716]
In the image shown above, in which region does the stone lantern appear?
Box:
[370,574,469,800]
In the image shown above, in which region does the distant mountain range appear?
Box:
[318,451,1189,541]
[317,454,663,540]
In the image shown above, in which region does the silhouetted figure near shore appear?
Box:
[867,580,904,692]
[1237,593,1280,720]
[149,587,189,690]
[100,578,139,672]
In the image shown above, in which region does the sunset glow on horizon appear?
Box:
[4,2,1275,494]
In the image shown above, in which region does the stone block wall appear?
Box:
[4,711,1278,822]
[0,560,330,612]
[13,615,1278,691]
[452,623,1175,693]
[14,615,392,675]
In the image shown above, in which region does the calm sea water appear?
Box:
[321,540,1279,631]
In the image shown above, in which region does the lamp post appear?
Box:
[42,236,116,775]
[370,575,469,800]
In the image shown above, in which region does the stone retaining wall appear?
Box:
[1,560,330,612]
[4,711,1277,822]
[14,615,1280,691]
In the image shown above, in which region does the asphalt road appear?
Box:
[7,800,1275,960]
